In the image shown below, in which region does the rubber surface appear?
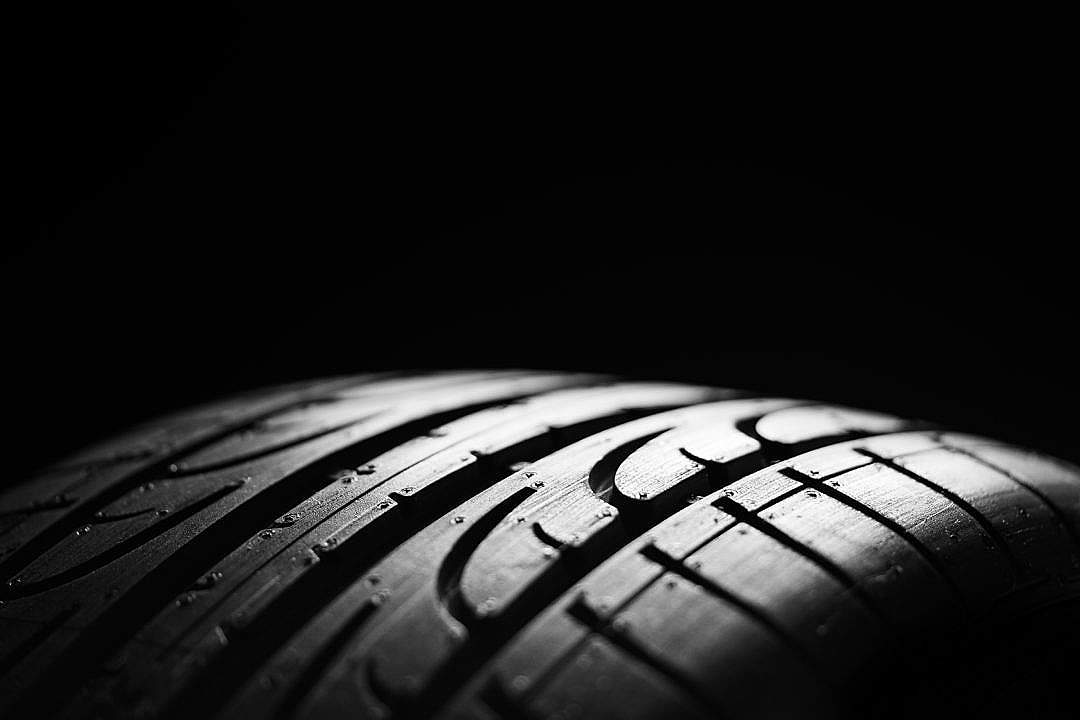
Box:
[1,371,1078,719]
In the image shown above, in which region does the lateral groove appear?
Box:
[854,448,1023,575]
[564,595,725,718]
[778,466,969,611]
[712,497,895,631]
[945,445,1080,556]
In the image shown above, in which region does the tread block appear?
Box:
[5,370,1080,720]
[0,372,607,718]
[153,390,724,720]
[685,522,887,685]
[761,490,959,639]
[612,570,833,718]
[755,405,907,448]
[894,449,1079,577]
[825,462,1016,610]
[613,399,797,515]
[649,502,737,560]
[443,432,1080,720]
[950,443,1080,564]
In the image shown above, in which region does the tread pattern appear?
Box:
[0,372,1077,720]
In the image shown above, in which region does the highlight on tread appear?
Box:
[1,371,1077,720]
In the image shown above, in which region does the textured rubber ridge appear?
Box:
[1,371,1078,719]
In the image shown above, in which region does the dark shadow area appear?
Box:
[9,7,1074,480]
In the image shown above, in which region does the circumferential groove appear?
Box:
[587,430,668,501]
[157,398,691,720]
[1,389,580,718]
[438,487,538,627]
[5,374,1080,720]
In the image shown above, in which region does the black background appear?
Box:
[7,7,1075,482]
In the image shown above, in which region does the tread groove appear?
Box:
[854,448,1024,576]
[637,543,822,674]
[275,598,380,720]
[3,482,242,599]
[589,431,668,502]
[2,393,562,718]
[564,594,726,718]
[168,404,687,720]
[0,391,367,587]
[712,496,896,631]
[390,429,685,719]
[439,487,539,628]
[778,466,969,611]
[945,445,1080,557]
[4,375,1080,720]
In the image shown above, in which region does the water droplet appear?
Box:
[599,507,614,518]
[278,513,297,526]
[259,529,275,539]
[451,515,466,525]
[541,547,556,559]
[192,571,224,590]
[637,491,649,499]
[157,509,170,517]
[2,577,17,589]
[816,624,829,636]
[314,537,339,553]
[176,592,197,607]
[511,674,530,691]
[515,516,527,524]
[736,527,749,535]
[509,462,530,472]
[167,464,180,474]
[805,490,819,499]
[665,579,677,589]
[723,489,735,497]
[340,475,355,484]
[377,501,391,510]
[93,511,105,519]
[1017,507,1029,518]
[356,464,377,475]
[141,482,155,492]
[366,574,381,586]
[686,495,702,505]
